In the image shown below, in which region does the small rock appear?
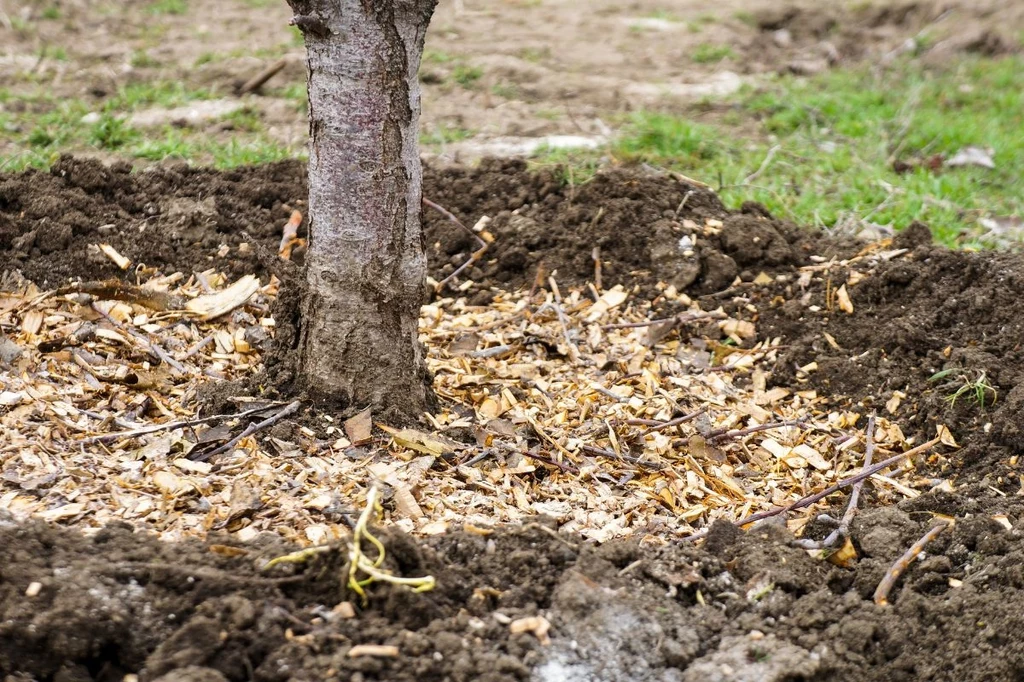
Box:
[772,29,793,47]
[0,336,24,367]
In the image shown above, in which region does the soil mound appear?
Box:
[752,236,1024,502]
[0,156,306,285]
[1,156,840,298]
[3,506,1023,681]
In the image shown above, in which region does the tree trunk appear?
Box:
[286,0,437,418]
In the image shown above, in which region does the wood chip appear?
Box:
[186,275,260,320]
[98,244,132,270]
[348,645,400,658]
[510,616,552,645]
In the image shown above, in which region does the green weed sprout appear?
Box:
[346,486,435,603]
[929,368,997,408]
[262,486,435,604]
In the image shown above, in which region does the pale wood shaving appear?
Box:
[0,249,949,545]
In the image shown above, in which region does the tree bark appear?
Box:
[286,0,437,418]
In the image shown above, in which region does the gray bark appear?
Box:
[286,0,437,417]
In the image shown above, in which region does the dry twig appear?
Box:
[194,400,302,462]
[683,434,943,542]
[639,407,707,436]
[424,198,490,292]
[873,520,953,606]
[77,402,287,444]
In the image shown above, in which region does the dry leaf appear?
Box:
[209,544,249,557]
[153,471,186,495]
[378,424,455,456]
[344,408,373,446]
[825,537,858,568]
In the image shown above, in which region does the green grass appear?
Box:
[452,64,483,88]
[421,124,474,147]
[930,368,998,408]
[0,81,298,172]
[147,0,187,15]
[490,82,520,99]
[533,55,1024,247]
[691,43,735,64]
[130,51,161,68]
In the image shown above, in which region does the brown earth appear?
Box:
[3,503,1023,681]
[3,158,1024,679]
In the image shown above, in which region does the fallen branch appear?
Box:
[683,435,943,542]
[829,414,876,545]
[194,400,302,462]
[601,311,725,331]
[707,419,807,443]
[55,280,185,311]
[541,276,580,364]
[580,444,664,471]
[873,520,953,606]
[77,402,290,444]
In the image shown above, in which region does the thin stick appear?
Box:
[743,144,781,185]
[580,444,664,471]
[592,247,602,290]
[77,402,288,444]
[640,406,706,436]
[873,521,952,606]
[182,335,215,360]
[707,419,807,443]
[674,190,695,218]
[196,400,302,462]
[544,277,579,364]
[238,56,289,95]
[831,414,876,544]
[683,435,943,542]
[423,197,491,292]
[601,311,725,331]
[436,244,489,292]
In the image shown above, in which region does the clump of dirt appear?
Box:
[3,503,1024,681]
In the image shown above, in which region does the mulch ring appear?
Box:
[1,157,1023,681]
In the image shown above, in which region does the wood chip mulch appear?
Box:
[0,236,954,546]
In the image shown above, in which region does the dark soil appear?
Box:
[4,157,1024,680]
[751,226,1024,519]
[0,156,839,296]
[2,506,1023,682]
